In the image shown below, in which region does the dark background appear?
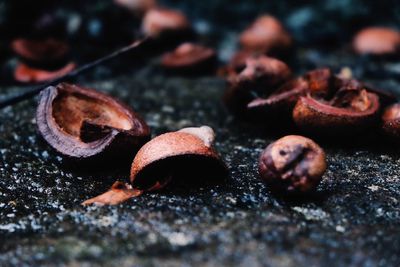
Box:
[0,1,400,267]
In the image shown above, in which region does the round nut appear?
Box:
[259,135,326,194]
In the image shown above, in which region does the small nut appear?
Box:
[259,135,326,194]
[353,27,400,56]
[14,62,76,83]
[382,103,400,139]
[239,15,292,55]
[142,8,191,38]
[161,43,216,73]
[36,83,150,160]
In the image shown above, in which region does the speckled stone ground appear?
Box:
[1,46,400,266]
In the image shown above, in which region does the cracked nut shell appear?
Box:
[130,126,227,190]
[353,27,400,56]
[36,83,150,160]
[14,62,76,83]
[11,38,70,66]
[142,8,191,38]
[161,43,216,73]
[293,89,380,135]
[259,135,326,194]
[239,15,292,55]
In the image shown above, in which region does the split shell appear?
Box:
[36,83,150,160]
[130,126,227,190]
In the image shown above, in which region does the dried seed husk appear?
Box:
[11,38,70,67]
[161,43,217,74]
[82,126,227,206]
[14,62,76,84]
[130,126,227,190]
[36,83,150,160]
[293,90,380,135]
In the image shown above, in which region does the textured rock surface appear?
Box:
[1,53,400,266]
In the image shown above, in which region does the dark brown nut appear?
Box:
[382,103,400,139]
[114,0,157,15]
[82,126,227,205]
[223,55,292,114]
[14,62,76,83]
[160,43,217,73]
[259,135,326,194]
[353,27,400,56]
[36,83,150,160]
[293,89,380,135]
[142,8,191,38]
[11,38,70,65]
[239,15,292,55]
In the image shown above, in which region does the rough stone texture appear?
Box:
[1,1,400,266]
[1,50,400,266]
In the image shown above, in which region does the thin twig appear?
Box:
[0,37,150,109]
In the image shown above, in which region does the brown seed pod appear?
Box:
[223,55,292,115]
[36,83,150,160]
[382,103,400,139]
[259,135,326,194]
[293,89,380,135]
[14,62,76,84]
[142,8,191,38]
[239,15,292,55]
[353,27,400,56]
[11,38,70,65]
[82,126,227,205]
[160,43,217,73]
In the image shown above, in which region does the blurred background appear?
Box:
[0,0,399,69]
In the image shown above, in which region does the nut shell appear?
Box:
[130,126,227,190]
[382,103,400,139]
[353,27,400,55]
[36,83,150,160]
[239,15,292,54]
[223,55,291,115]
[14,62,76,83]
[161,43,216,73]
[11,38,70,65]
[142,8,191,38]
[293,90,380,134]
